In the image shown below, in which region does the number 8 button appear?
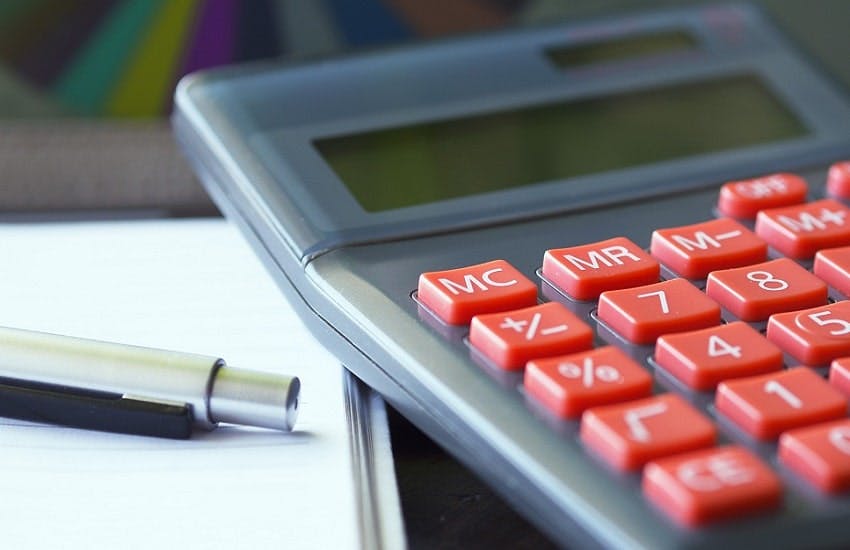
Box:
[705,258,827,322]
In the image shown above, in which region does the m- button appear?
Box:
[651,218,767,279]
[418,260,538,324]
[542,237,660,301]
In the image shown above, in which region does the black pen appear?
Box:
[0,326,300,438]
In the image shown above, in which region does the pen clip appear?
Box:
[0,376,193,439]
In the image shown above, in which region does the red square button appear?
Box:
[644,446,781,526]
[715,368,846,440]
[651,218,767,280]
[524,346,652,418]
[767,301,850,366]
[655,322,783,390]
[597,278,721,345]
[814,246,850,297]
[827,161,850,199]
[705,258,827,322]
[418,260,538,324]
[756,199,850,259]
[717,173,808,220]
[469,302,593,370]
[542,237,659,301]
[780,419,850,493]
[580,393,716,471]
[829,357,850,397]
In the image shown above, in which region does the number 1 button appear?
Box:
[716,368,846,440]
[597,279,721,344]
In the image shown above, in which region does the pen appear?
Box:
[0,326,300,438]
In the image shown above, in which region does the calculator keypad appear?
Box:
[414,161,850,527]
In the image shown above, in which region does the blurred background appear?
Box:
[0,0,847,216]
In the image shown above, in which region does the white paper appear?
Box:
[0,219,360,549]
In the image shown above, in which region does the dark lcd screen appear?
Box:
[545,30,698,68]
[315,75,807,212]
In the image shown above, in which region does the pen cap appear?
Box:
[208,365,300,431]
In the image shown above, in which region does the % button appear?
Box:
[525,346,653,418]
[559,358,622,387]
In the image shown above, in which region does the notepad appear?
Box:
[0,218,403,549]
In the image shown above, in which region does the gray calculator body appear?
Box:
[173,4,850,548]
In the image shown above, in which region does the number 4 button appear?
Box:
[655,322,783,390]
[767,301,850,366]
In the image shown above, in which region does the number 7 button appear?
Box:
[597,278,721,344]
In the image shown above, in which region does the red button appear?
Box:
[597,278,721,345]
[715,368,846,440]
[651,218,767,279]
[829,357,850,397]
[827,161,850,199]
[524,346,653,418]
[542,237,660,301]
[655,322,783,390]
[814,246,850,297]
[767,301,850,366]
[643,446,781,526]
[580,393,716,471]
[705,258,827,322]
[779,419,850,493]
[469,302,593,370]
[717,173,808,220]
[755,199,850,259]
[418,260,538,324]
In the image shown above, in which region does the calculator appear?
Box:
[173,4,850,548]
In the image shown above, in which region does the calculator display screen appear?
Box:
[315,75,806,212]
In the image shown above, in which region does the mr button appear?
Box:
[542,237,660,301]
[418,260,538,325]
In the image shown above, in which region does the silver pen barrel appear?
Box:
[0,326,299,431]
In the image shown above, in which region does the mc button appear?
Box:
[418,260,538,325]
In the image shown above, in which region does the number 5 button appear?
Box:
[705,258,827,322]
[767,301,850,366]
[716,368,846,440]
[597,278,721,345]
